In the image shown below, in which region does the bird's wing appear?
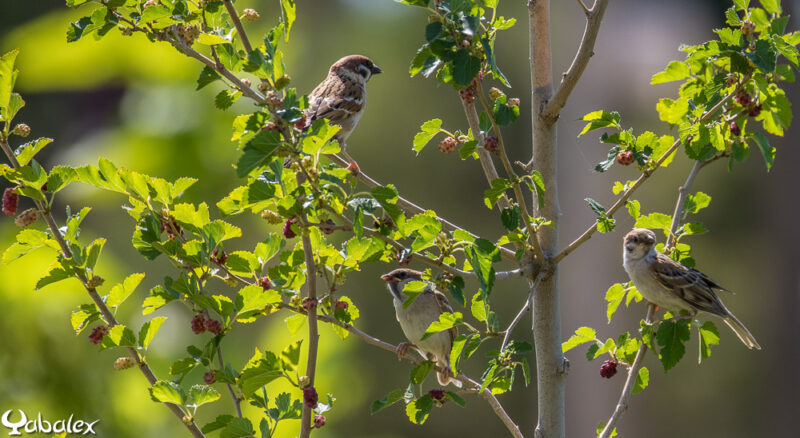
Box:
[651,253,728,316]
[307,76,363,125]
[433,289,458,344]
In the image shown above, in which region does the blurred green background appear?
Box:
[0,0,798,437]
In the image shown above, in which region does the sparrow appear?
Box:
[381,268,462,387]
[622,228,760,350]
[306,54,382,173]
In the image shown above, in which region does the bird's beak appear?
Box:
[380,274,393,282]
[370,65,383,74]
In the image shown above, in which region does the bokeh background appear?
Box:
[1,0,798,437]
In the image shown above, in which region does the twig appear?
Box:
[501,275,542,352]
[164,29,265,103]
[222,0,253,53]
[297,215,319,438]
[542,0,610,122]
[598,304,656,438]
[217,344,243,418]
[474,81,547,262]
[327,153,518,262]
[0,140,205,438]
[667,160,702,248]
[495,269,523,280]
[279,304,523,438]
[576,0,591,14]
[553,72,752,264]
[459,98,512,210]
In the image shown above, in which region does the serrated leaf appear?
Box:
[751,132,775,171]
[405,395,432,424]
[15,138,53,166]
[149,381,186,405]
[651,61,691,84]
[410,361,434,384]
[562,326,597,352]
[196,66,222,90]
[190,384,221,408]
[633,366,649,394]
[370,388,405,414]
[656,319,691,371]
[698,321,720,363]
[578,110,620,137]
[413,119,442,154]
[139,316,166,349]
[107,273,146,309]
[421,312,462,341]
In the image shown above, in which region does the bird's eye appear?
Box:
[357,64,371,79]
[631,236,638,243]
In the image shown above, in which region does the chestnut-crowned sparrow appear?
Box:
[623,228,760,349]
[306,54,382,172]
[381,268,462,387]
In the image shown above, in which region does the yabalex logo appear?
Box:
[1,409,99,436]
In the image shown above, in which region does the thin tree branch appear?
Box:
[576,0,591,14]
[495,269,523,280]
[473,81,547,263]
[598,303,656,438]
[0,139,206,438]
[667,160,702,248]
[553,72,752,264]
[501,275,542,352]
[278,304,523,438]
[297,215,319,438]
[164,28,265,103]
[459,98,512,210]
[217,344,243,418]
[542,0,610,122]
[222,0,253,54]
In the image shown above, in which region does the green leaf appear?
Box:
[421,312,462,341]
[484,178,512,209]
[632,366,649,394]
[237,130,283,177]
[139,316,166,349]
[36,264,73,290]
[280,340,303,371]
[746,39,777,73]
[578,110,620,137]
[284,313,306,334]
[656,97,689,125]
[410,361,434,384]
[302,119,340,156]
[751,132,775,171]
[236,284,282,322]
[103,324,137,348]
[492,95,520,126]
[656,319,691,371]
[651,61,691,84]
[405,395,433,424]
[452,50,481,87]
[0,49,20,117]
[480,38,510,86]
[202,415,234,434]
[684,192,711,214]
[733,0,750,11]
[107,273,146,309]
[634,213,672,236]
[150,381,186,405]
[46,166,78,193]
[15,138,53,166]
[140,4,171,24]
[698,321,720,363]
[760,0,781,15]
[605,283,626,323]
[221,417,255,438]
[280,0,296,42]
[190,384,221,408]
[470,293,487,322]
[413,119,442,154]
[401,280,428,309]
[370,388,406,414]
[197,33,229,45]
[445,391,467,407]
[597,421,618,438]
[239,352,283,396]
[196,66,222,91]
[214,90,241,110]
[562,326,597,352]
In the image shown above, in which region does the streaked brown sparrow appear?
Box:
[623,228,760,349]
[306,54,382,173]
[381,268,462,387]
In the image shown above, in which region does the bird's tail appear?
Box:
[436,363,463,388]
[722,313,761,350]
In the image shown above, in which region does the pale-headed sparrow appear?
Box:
[306,54,382,173]
[381,268,462,387]
[622,228,760,349]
